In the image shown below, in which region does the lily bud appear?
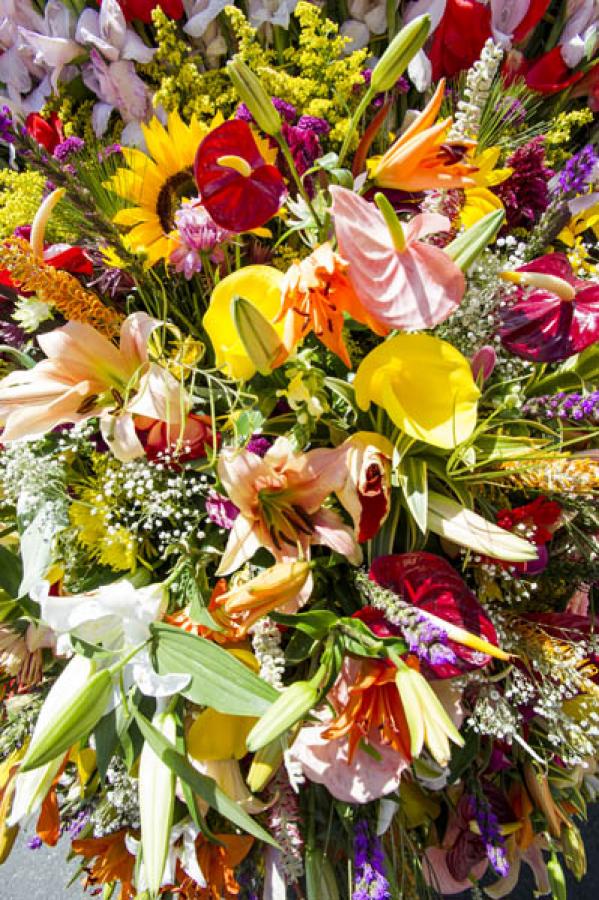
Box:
[547,849,567,900]
[306,847,340,900]
[232,296,287,376]
[445,209,504,272]
[216,561,311,638]
[227,58,282,136]
[20,656,113,772]
[395,664,463,766]
[562,822,587,881]
[246,739,284,793]
[370,15,431,93]
[139,710,176,897]
[246,680,318,752]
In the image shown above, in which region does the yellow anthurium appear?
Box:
[187,708,257,761]
[354,333,480,449]
[203,265,285,380]
[460,146,512,228]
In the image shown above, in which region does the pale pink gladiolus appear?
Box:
[330,186,465,332]
[0,312,187,461]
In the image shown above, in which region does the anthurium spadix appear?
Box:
[427,492,538,562]
[139,709,177,898]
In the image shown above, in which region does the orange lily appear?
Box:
[371,80,478,192]
[72,829,136,900]
[322,659,412,762]
[174,833,253,900]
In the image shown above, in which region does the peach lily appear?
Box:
[216,436,362,576]
[0,312,188,461]
[331,186,466,332]
[371,80,478,192]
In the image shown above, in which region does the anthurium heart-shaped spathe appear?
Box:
[499,253,599,363]
[369,552,499,678]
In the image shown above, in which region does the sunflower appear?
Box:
[106,111,215,267]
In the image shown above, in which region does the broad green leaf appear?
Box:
[398,456,428,534]
[132,708,278,848]
[271,609,338,639]
[0,544,23,598]
[151,623,278,716]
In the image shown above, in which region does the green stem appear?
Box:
[275,133,322,227]
[337,87,375,169]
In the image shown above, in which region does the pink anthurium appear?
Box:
[499,253,599,362]
[369,552,501,679]
[330,186,465,332]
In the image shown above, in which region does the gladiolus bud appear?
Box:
[227,58,282,137]
[445,209,504,272]
[20,656,113,772]
[139,711,176,897]
[394,664,464,766]
[246,740,284,793]
[246,680,318,752]
[232,296,287,376]
[370,15,431,93]
[306,847,340,900]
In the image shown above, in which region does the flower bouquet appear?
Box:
[0,1,597,898]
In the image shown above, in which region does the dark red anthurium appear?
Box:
[134,413,219,464]
[499,253,599,363]
[194,120,287,233]
[369,552,499,679]
[25,112,64,153]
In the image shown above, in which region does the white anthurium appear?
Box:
[75,0,155,64]
[126,818,207,893]
[31,579,190,700]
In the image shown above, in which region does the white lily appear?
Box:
[127,818,206,893]
[427,491,538,562]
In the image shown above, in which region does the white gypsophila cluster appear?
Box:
[449,39,504,141]
[95,454,210,556]
[250,616,285,689]
[90,758,140,836]
[0,438,67,519]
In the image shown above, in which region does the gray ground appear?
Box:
[1,813,598,899]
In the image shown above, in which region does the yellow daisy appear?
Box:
[106,111,214,267]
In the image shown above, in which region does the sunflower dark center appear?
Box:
[156,167,195,232]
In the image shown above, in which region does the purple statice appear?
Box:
[493,137,553,230]
[272,97,297,122]
[523,390,599,425]
[353,820,391,900]
[205,490,239,529]
[296,115,330,135]
[98,143,122,162]
[247,434,271,457]
[53,136,84,161]
[170,200,233,280]
[235,102,254,123]
[0,105,14,143]
[27,835,43,850]
[281,122,322,177]
[557,144,598,197]
[473,799,510,877]
[401,610,457,668]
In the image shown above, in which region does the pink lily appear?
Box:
[330,186,465,332]
[0,312,188,461]
[216,436,362,576]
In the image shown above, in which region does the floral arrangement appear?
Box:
[0,2,597,899]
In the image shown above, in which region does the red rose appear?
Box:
[25,112,64,154]
[496,497,561,545]
[108,0,184,23]
[429,0,491,80]
[134,413,219,463]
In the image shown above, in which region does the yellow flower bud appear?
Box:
[232,296,287,376]
[246,740,284,793]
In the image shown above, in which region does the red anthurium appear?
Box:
[43,245,94,276]
[25,112,64,154]
[499,253,599,362]
[134,413,219,464]
[105,0,184,23]
[369,552,499,679]
[429,0,492,80]
[194,120,287,233]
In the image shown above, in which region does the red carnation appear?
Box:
[194,120,287,233]
[134,413,219,464]
[496,497,561,545]
[25,112,64,154]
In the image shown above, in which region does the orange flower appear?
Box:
[371,80,478,192]
[174,833,253,900]
[165,579,231,643]
[72,829,136,900]
[322,658,412,762]
[278,243,385,368]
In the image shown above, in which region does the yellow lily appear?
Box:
[460,147,512,229]
[354,334,480,449]
[394,663,464,766]
[203,265,285,380]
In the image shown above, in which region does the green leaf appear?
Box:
[151,623,278,716]
[94,708,122,781]
[398,456,428,534]
[131,707,278,848]
[528,344,599,396]
[271,609,338,639]
[445,209,504,271]
[0,545,23,598]
[448,729,480,783]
